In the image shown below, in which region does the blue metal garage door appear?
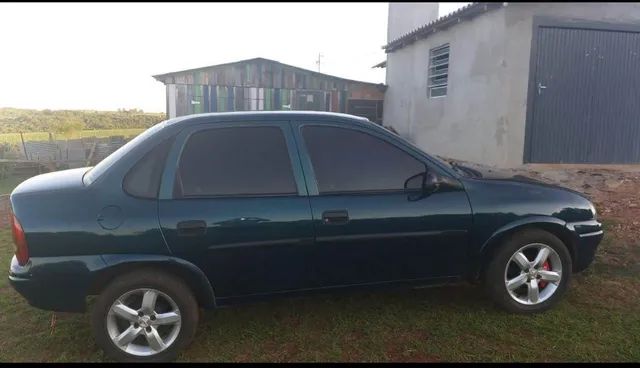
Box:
[526,24,640,163]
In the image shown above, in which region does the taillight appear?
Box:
[10,212,29,266]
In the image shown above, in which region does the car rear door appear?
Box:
[293,121,473,288]
[157,120,316,300]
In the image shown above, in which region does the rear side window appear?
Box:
[123,138,174,199]
[302,126,426,194]
[175,126,297,197]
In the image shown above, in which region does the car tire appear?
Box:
[484,228,572,314]
[91,269,199,362]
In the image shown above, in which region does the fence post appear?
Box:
[20,132,27,159]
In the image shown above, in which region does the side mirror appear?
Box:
[404,171,440,201]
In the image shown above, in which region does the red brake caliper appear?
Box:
[538,260,550,289]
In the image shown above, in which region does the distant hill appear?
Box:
[0,108,166,133]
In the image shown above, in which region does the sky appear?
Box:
[0,2,468,113]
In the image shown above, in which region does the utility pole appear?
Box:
[316,52,324,72]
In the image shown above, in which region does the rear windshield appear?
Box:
[83,121,167,186]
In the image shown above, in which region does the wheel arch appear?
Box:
[473,217,577,281]
[89,255,216,309]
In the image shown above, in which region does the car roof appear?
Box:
[164,111,372,127]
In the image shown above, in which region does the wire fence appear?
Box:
[0,194,10,229]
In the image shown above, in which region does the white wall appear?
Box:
[167,84,177,118]
[384,5,517,167]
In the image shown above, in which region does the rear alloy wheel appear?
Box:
[106,288,182,356]
[92,270,199,362]
[485,229,572,313]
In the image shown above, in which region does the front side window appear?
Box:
[175,126,297,197]
[302,126,426,194]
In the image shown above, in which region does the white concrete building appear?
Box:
[381,3,640,167]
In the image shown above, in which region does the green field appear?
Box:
[0,107,163,134]
[0,129,144,144]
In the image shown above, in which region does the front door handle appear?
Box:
[322,210,349,225]
[177,220,207,237]
[537,82,547,95]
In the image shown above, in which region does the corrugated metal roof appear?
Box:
[152,57,384,87]
[382,2,505,53]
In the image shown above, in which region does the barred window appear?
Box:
[428,44,449,98]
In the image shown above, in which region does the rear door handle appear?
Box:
[177,220,207,237]
[322,210,349,225]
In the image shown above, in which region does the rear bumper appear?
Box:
[9,274,86,313]
[8,254,104,313]
[566,220,604,272]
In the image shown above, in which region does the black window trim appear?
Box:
[172,124,300,200]
[300,123,429,197]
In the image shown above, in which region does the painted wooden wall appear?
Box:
[171,85,351,117]
[159,59,385,119]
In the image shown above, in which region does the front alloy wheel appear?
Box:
[504,244,563,305]
[485,229,572,313]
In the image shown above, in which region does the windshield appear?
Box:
[83,121,167,186]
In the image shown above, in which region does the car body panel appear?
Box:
[463,177,596,250]
[290,120,472,286]
[6,111,603,313]
[157,120,317,298]
[11,177,171,258]
[9,254,106,312]
[11,167,88,196]
[159,196,316,297]
[9,253,218,312]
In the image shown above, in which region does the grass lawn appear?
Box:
[0,223,638,362]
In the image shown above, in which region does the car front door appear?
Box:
[157,121,316,300]
[293,122,473,288]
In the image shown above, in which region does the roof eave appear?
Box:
[382,2,504,54]
[151,57,384,87]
